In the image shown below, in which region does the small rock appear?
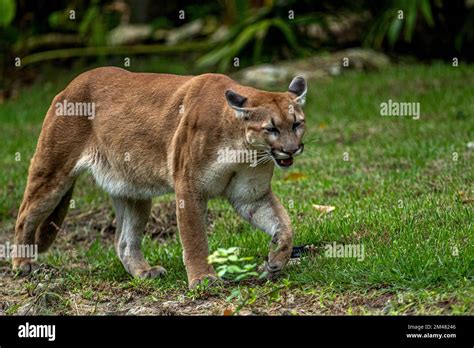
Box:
[127,306,151,315]
[240,65,290,87]
[166,19,204,45]
[17,301,37,315]
[209,26,230,42]
[162,300,180,309]
[107,24,152,46]
[237,309,254,316]
[329,65,341,76]
[237,48,389,88]
[0,266,12,277]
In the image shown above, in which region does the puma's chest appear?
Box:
[200,161,274,202]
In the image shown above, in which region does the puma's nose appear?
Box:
[282,147,298,155]
[282,144,303,156]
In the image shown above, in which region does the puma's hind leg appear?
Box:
[13,167,76,275]
[13,92,91,275]
[112,196,166,279]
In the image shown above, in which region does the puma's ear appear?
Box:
[225,89,248,118]
[288,76,307,105]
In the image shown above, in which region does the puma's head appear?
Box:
[225,76,307,168]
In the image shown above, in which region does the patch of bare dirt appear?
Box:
[1,264,466,316]
[0,266,392,315]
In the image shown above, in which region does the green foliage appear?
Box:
[185,277,221,300]
[78,1,107,46]
[2,0,472,73]
[0,0,15,26]
[47,0,117,47]
[208,247,259,281]
[226,279,292,314]
[365,0,435,49]
[197,7,305,71]
[456,9,474,52]
[48,9,78,32]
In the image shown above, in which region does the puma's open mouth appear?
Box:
[275,157,294,168]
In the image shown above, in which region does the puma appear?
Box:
[12,67,307,288]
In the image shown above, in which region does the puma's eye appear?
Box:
[293,122,302,130]
[264,127,280,134]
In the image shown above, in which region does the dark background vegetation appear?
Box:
[1,0,474,97]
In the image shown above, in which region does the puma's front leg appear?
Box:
[231,191,293,278]
[175,185,216,288]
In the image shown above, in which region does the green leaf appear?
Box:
[227,265,244,273]
[253,20,271,64]
[235,272,258,281]
[226,289,241,301]
[235,274,249,281]
[228,23,262,56]
[227,246,239,253]
[271,18,301,53]
[0,0,16,26]
[419,0,434,27]
[208,256,228,264]
[234,0,250,23]
[404,1,418,42]
[387,17,403,48]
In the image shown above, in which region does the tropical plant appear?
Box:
[48,0,117,47]
[207,247,259,281]
[0,0,15,27]
[197,5,306,71]
[364,0,435,49]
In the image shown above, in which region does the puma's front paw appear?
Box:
[12,258,38,276]
[264,260,285,278]
[189,273,220,289]
[265,242,292,279]
[135,266,167,279]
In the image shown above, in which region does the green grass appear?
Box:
[0,59,472,315]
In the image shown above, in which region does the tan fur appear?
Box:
[12,67,307,288]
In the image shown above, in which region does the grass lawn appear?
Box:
[0,59,472,315]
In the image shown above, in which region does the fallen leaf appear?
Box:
[458,191,474,204]
[312,204,336,214]
[284,172,307,181]
[223,308,233,316]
